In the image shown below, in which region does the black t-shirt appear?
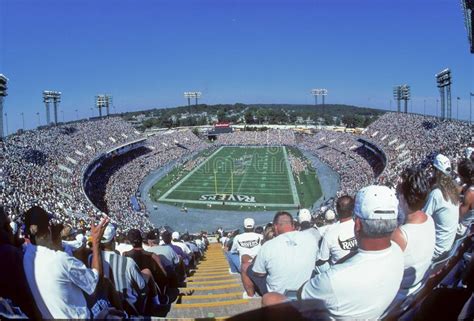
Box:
[123,248,163,283]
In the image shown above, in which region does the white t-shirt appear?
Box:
[423,188,459,258]
[146,244,180,268]
[319,220,357,264]
[398,215,435,290]
[302,242,404,320]
[230,232,263,261]
[252,230,318,294]
[23,244,99,319]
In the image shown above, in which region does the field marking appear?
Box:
[170,189,294,196]
[283,146,300,205]
[159,146,224,201]
[161,198,297,207]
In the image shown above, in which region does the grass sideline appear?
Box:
[150,146,321,211]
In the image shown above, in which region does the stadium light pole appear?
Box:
[20,112,25,129]
[436,99,439,117]
[0,74,8,139]
[75,109,79,120]
[4,112,8,135]
[36,112,40,126]
[457,97,460,120]
[470,92,473,124]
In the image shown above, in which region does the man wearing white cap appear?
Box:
[262,186,404,319]
[423,153,459,260]
[226,218,263,274]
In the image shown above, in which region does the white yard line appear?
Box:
[283,146,300,205]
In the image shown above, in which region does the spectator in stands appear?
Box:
[243,212,318,299]
[171,231,193,268]
[22,206,117,319]
[123,229,169,301]
[423,154,459,260]
[145,230,180,274]
[266,186,404,319]
[0,206,40,319]
[297,208,313,231]
[317,195,357,266]
[458,159,474,235]
[226,218,263,274]
[391,167,435,299]
[316,209,336,237]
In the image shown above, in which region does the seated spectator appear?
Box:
[423,154,459,260]
[316,209,336,237]
[90,224,149,314]
[171,231,193,268]
[0,207,40,319]
[276,185,404,319]
[226,218,263,274]
[318,195,357,266]
[123,229,169,300]
[458,159,474,235]
[392,167,435,298]
[297,209,313,231]
[22,206,118,319]
[243,212,318,298]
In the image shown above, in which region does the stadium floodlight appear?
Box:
[184,91,202,107]
[43,91,61,125]
[436,68,452,120]
[0,74,8,139]
[311,88,328,105]
[95,94,111,118]
[461,0,474,53]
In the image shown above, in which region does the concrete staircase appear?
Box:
[165,243,261,319]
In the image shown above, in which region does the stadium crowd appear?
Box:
[1,112,474,319]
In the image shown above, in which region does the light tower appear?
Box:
[95,94,110,118]
[393,85,410,113]
[436,68,452,120]
[43,91,61,125]
[311,89,328,105]
[184,91,202,106]
[0,74,8,139]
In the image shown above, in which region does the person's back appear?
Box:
[423,154,459,259]
[399,217,435,289]
[424,187,458,258]
[319,219,357,264]
[24,243,96,318]
[302,242,404,319]
[231,230,263,261]
[253,229,317,293]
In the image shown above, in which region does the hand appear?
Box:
[90,216,110,246]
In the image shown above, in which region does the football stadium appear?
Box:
[1,0,474,320]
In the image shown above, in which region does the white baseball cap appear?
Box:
[101,224,116,243]
[433,154,451,176]
[244,218,255,228]
[172,231,180,240]
[324,209,336,221]
[298,209,312,223]
[465,147,474,159]
[354,185,398,220]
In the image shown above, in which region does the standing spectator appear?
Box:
[318,195,357,266]
[226,218,262,274]
[22,206,112,319]
[288,186,404,319]
[243,212,318,298]
[317,209,336,237]
[392,167,435,298]
[458,159,474,235]
[423,154,459,260]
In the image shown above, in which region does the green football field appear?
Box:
[152,146,322,210]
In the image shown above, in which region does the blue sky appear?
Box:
[0,0,472,131]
